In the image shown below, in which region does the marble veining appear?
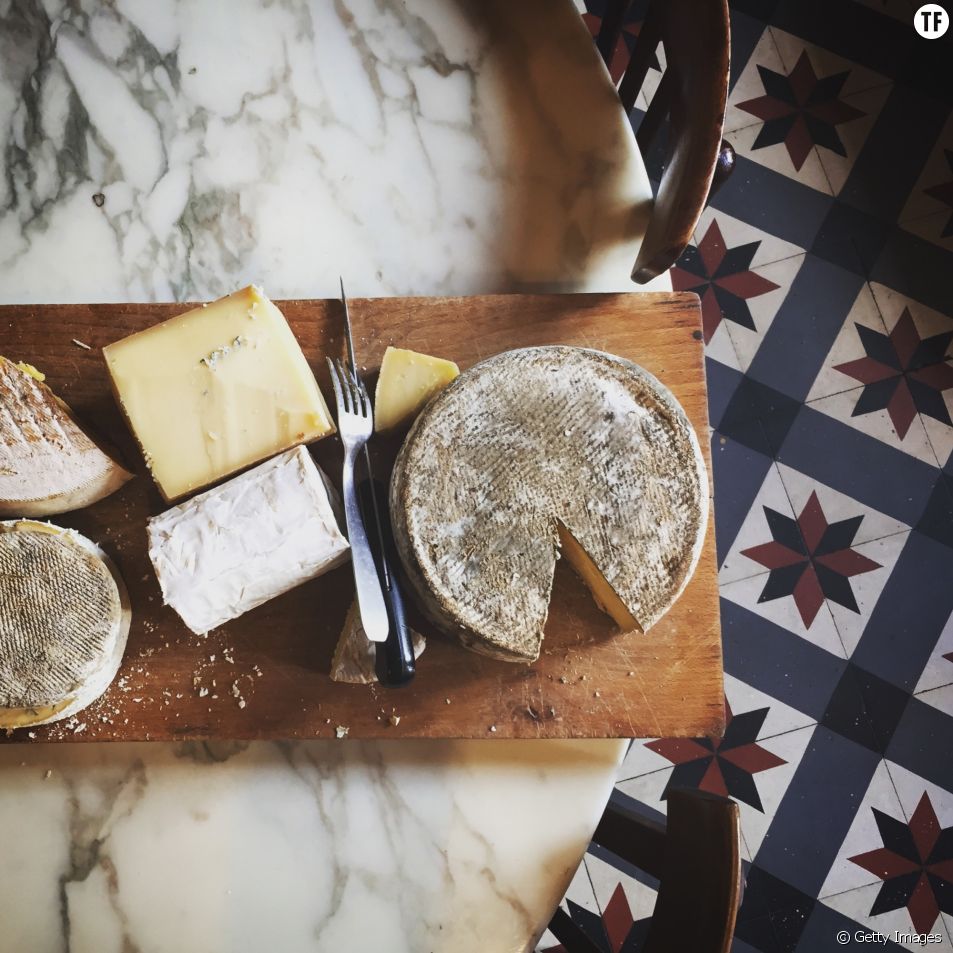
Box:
[0,0,662,304]
[0,738,626,953]
[0,0,665,949]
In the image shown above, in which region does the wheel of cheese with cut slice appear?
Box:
[390,346,708,663]
[0,521,131,728]
[0,356,133,517]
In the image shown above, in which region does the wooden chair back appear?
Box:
[595,0,733,283]
[548,788,742,953]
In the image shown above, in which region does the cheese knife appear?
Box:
[339,280,416,687]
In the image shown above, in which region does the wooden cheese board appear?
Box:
[0,292,723,742]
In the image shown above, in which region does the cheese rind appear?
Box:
[148,446,350,635]
[330,599,426,684]
[103,286,334,502]
[0,520,131,727]
[0,357,133,517]
[390,346,708,663]
[374,346,459,431]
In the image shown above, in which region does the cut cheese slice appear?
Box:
[148,446,350,635]
[390,346,708,663]
[0,520,131,728]
[374,346,459,432]
[104,286,334,502]
[330,599,426,684]
[0,356,133,517]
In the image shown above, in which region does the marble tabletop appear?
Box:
[0,1,669,951]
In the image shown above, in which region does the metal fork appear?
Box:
[326,358,390,643]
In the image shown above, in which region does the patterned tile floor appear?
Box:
[541,2,953,951]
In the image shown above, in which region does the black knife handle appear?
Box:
[357,479,416,686]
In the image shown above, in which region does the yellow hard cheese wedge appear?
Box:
[374,346,459,432]
[103,286,334,502]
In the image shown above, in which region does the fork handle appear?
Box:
[342,452,390,643]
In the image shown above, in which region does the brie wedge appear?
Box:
[0,520,131,728]
[0,356,133,517]
[390,346,708,663]
[148,446,350,635]
[330,599,426,684]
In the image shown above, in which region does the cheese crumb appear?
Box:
[335,725,349,739]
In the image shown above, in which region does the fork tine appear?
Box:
[336,359,356,414]
[345,365,366,416]
[326,357,347,414]
[357,376,373,421]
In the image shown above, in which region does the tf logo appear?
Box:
[915,3,949,37]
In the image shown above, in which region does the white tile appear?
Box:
[737,724,815,858]
[819,760,907,898]
[915,684,953,719]
[722,672,816,738]
[720,572,847,658]
[720,464,797,584]
[898,112,953,225]
[815,85,892,196]
[869,284,953,349]
[899,210,953,253]
[823,887,953,951]
[914,611,953,694]
[724,255,804,373]
[769,29,892,97]
[725,122,833,196]
[706,319,744,372]
[776,465,911,543]
[922,401,953,466]
[725,29,786,135]
[807,386,939,464]
[807,283,889,402]
[827,533,910,656]
[692,208,805,268]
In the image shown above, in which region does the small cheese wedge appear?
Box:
[0,356,133,517]
[0,520,131,728]
[330,599,426,684]
[104,286,334,502]
[374,346,459,432]
[148,446,349,635]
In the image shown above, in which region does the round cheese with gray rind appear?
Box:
[0,520,131,727]
[390,346,708,663]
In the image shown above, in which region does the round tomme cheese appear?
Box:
[390,346,708,663]
[0,520,131,728]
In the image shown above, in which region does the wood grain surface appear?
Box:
[0,292,723,743]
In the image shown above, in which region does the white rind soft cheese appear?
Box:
[148,446,350,635]
[0,520,131,728]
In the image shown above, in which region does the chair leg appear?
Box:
[595,0,632,69]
